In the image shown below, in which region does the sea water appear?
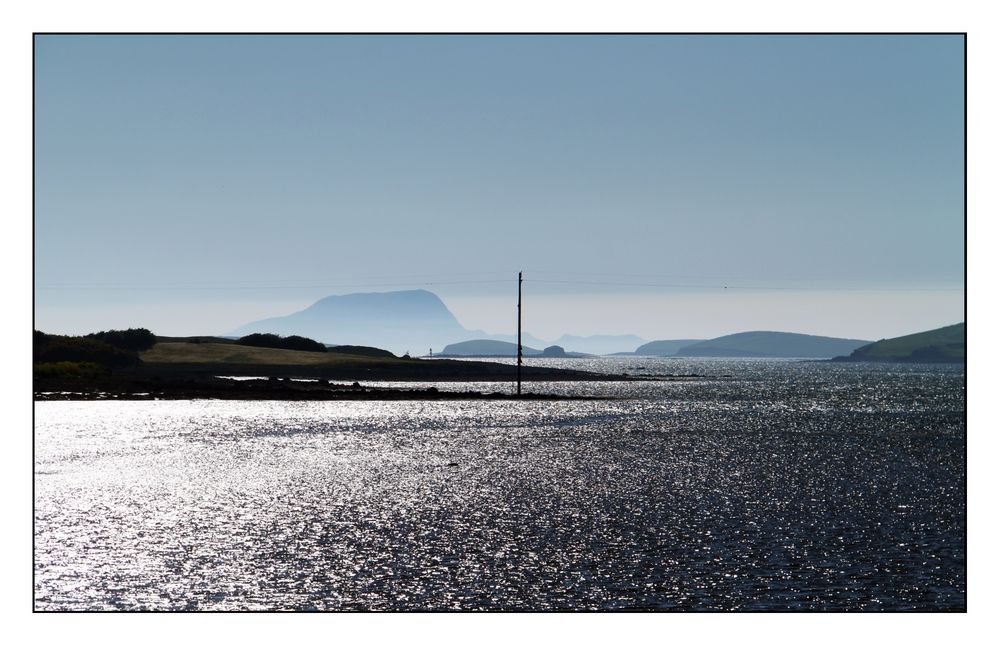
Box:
[34,358,965,610]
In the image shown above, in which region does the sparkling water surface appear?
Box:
[35,358,965,610]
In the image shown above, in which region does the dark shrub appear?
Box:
[327,345,396,358]
[34,361,106,378]
[281,335,329,353]
[237,333,284,349]
[35,336,138,368]
[237,333,327,353]
[86,328,157,352]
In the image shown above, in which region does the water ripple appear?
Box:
[34,359,965,610]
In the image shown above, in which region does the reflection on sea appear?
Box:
[35,359,965,610]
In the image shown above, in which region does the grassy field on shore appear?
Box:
[136,342,604,381]
[34,340,616,402]
[141,343,395,367]
[36,341,617,400]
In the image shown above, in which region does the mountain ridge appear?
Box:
[232,290,900,359]
[231,289,474,355]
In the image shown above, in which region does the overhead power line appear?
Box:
[529,279,962,292]
[35,275,963,293]
[36,279,515,291]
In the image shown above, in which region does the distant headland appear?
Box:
[226,289,895,358]
[831,323,965,363]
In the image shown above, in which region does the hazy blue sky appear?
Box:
[35,35,964,341]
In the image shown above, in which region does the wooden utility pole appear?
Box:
[517,270,523,396]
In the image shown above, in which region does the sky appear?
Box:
[34,34,965,342]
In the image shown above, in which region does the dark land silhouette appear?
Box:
[34,318,964,401]
[541,345,568,357]
[34,328,152,369]
[236,332,328,353]
[33,329,626,401]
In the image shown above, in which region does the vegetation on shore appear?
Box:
[85,328,157,352]
[231,333,398,357]
[326,345,396,358]
[236,332,329,353]
[34,328,155,374]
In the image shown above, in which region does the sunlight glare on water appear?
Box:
[34,359,965,610]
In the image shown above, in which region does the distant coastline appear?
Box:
[35,375,611,402]
[830,323,965,364]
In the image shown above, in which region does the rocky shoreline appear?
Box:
[34,375,611,401]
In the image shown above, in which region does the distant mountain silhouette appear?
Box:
[233,289,644,356]
[834,323,964,363]
[633,339,706,356]
[674,331,871,358]
[232,290,478,355]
